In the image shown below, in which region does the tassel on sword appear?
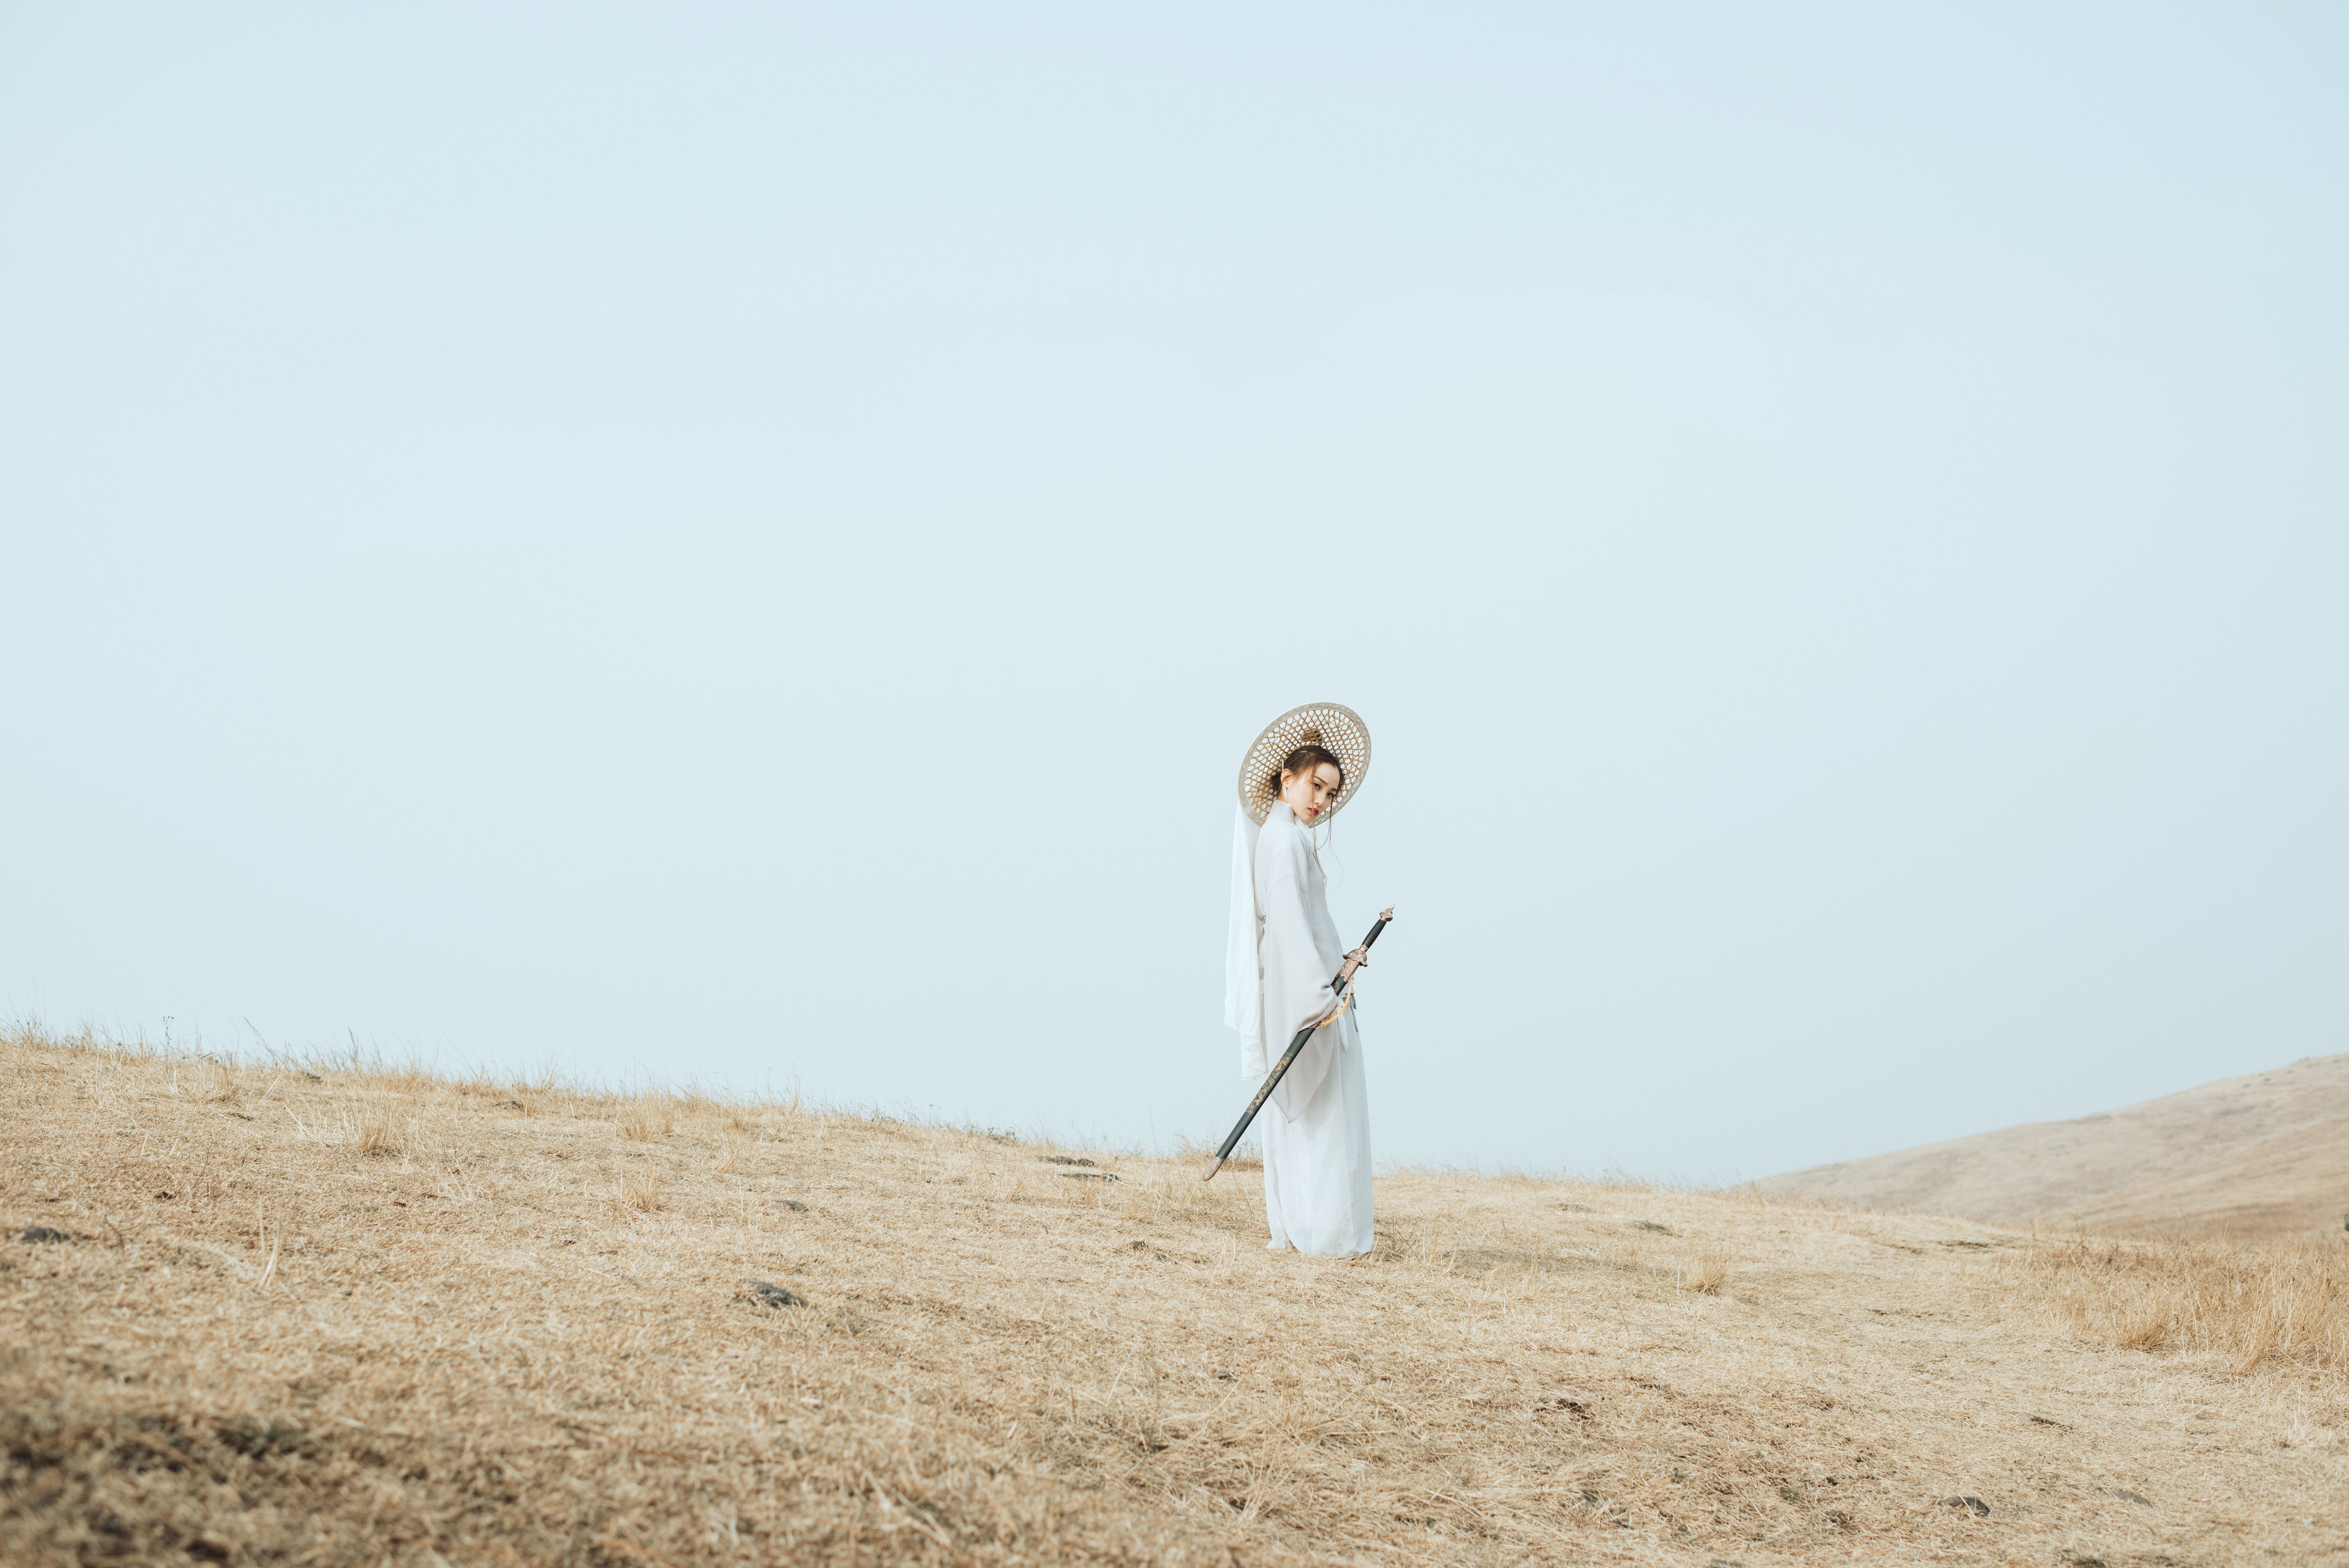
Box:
[1203,907,1395,1181]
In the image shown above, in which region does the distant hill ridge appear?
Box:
[1757,1053,2349,1238]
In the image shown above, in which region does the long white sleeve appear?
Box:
[1224,806,1267,1077]
[1253,807,1347,1120]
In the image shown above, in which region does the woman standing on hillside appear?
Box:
[1223,703,1376,1258]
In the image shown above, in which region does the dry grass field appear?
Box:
[5,1026,2347,1567]
[1759,1055,2349,1239]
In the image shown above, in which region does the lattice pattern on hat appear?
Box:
[1236,702,1372,825]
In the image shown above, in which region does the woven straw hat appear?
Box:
[1236,702,1372,826]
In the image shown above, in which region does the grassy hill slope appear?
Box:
[3,1029,2346,1566]
[1757,1054,2349,1238]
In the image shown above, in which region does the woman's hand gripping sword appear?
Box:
[1203,907,1395,1181]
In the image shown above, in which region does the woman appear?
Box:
[1222,703,1375,1258]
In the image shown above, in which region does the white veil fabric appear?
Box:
[1222,804,1267,1077]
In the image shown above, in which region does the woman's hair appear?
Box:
[1270,743,1346,799]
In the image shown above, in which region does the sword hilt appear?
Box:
[1333,908,1394,992]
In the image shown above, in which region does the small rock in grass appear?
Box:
[21,1225,74,1244]
[1041,1155,1098,1167]
[744,1278,807,1309]
[1061,1171,1119,1182]
[1941,1496,1991,1516]
[774,1199,808,1212]
[2109,1488,2151,1505]
[494,1100,524,1111]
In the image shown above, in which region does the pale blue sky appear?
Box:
[4,3,2343,1182]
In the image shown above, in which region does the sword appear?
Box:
[1203,907,1394,1181]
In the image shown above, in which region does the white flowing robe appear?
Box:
[1244,802,1374,1257]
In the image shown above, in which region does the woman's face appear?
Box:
[1279,762,1345,823]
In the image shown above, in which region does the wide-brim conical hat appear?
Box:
[1237,702,1372,825]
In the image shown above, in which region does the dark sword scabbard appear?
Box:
[1203,907,1394,1181]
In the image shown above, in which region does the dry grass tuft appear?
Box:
[616,1167,663,1213]
[2002,1235,2348,1372]
[6,1022,2347,1567]
[2113,1303,2171,1352]
[619,1100,674,1142]
[1678,1245,1732,1294]
[350,1101,401,1158]
[197,1055,240,1104]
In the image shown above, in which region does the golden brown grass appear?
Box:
[5,1025,2347,1567]
[196,1055,240,1105]
[620,1102,674,1142]
[351,1099,402,1159]
[616,1166,666,1214]
[2001,1235,2348,1375]
[1677,1246,1732,1296]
